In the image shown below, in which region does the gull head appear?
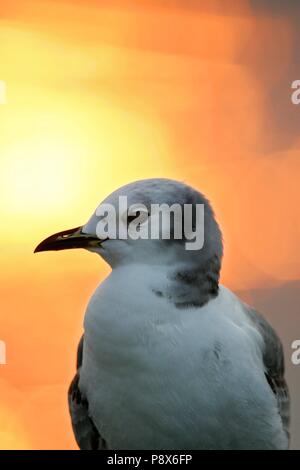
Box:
[35,178,223,304]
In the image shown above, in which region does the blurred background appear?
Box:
[0,0,299,449]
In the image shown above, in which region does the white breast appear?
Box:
[79,265,287,449]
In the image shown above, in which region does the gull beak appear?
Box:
[34,226,103,253]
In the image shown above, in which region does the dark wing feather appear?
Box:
[68,335,107,450]
[245,306,290,443]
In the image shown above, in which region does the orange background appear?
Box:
[0,0,299,449]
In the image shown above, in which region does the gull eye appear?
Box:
[127,214,137,224]
[127,210,149,225]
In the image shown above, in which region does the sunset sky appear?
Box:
[0,0,299,449]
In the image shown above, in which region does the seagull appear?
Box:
[34,178,290,450]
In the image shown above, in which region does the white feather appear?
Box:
[79,264,288,450]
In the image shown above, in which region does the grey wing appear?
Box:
[68,335,107,450]
[245,306,290,443]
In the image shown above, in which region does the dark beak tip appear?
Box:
[34,240,51,253]
[33,226,91,254]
